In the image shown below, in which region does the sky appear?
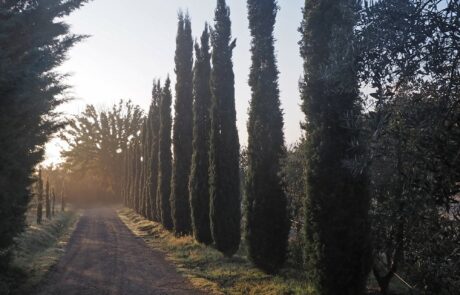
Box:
[45,0,305,164]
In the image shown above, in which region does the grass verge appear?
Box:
[118,208,313,295]
[9,211,79,294]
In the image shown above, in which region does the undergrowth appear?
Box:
[7,211,79,294]
[118,208,313,295]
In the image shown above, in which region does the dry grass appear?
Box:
[118,208,313,295]
[10,210,79,294]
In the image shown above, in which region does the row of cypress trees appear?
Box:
[122,0,243,259]
[123,1,371,293]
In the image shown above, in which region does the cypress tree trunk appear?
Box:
[52,189,56,217]
[189,25,213,245]
[61,189,65,212]
[209,0,241,257]
[158,78,174,230]
[45,179,51,219]
[245,0,289,274]
[171,12,194,235]
[300,0,371,293]
[37,170,44,224]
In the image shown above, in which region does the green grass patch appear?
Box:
[9,211,79,294]
[118,208,314,295]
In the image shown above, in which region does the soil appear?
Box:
[35,208,205,295]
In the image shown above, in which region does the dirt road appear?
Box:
[36,208,204,295]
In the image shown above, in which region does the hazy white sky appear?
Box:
[45,0,305,164]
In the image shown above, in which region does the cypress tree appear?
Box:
[52,188,56,217]
[122,139,128,205]
[125,143,132,208]
[158,77,174,230]
[149,80,161,221]
[209,0,241,257]
[171,12,194,235]
[61,182,66,212]
[300,0,371,293]
[36,169,44,225]
[133,139,141,213]
[130,140,138,210]
[45,178,51,219]
[0,0,87,269]
[189,24,213,245]
[136,138,143,214]
[139,120,148,217]
[245,0,289,274]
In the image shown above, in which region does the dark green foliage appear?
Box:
[122,143,130,206]
[128,142,136,210]
[171,12,194,235]
[245,0,289,274]
[140,120,149,217]
[359,1,460,293]
[0,0,88,271]
[45,179,51,219]
[300,0,371,293]
[133,138,142,213]
[158,78,174,230]
[189,25,213,245]
[148,81,161,221]
[281,140,307,270]
[209,0,241,257]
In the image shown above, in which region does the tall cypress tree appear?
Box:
[139,120,148,217]
[148,103,160,221]
[171,12,194,235]
[122,141,129,206]
[149,80,161,222]
[158,77,174,230]
[245,0,289,274]
[0,0,88,270]
[126,143,133,208]
[300,0,371,293]
[52,189,56,217]
[133,138,142,213]
[142,118,151,219]
[209,0,241,257]
[189,25,213,245]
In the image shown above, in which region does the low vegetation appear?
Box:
[3,211,79,294]
[118,208,313,295]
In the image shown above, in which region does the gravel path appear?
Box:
[36,208,204,295]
